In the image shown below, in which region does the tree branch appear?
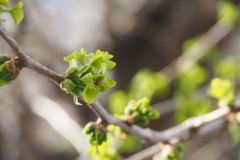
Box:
[0,24,239,151]
[0,25,64,85]
[91,100,240,143]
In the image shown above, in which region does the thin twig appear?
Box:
[91,100,240,143]
[0,25,64,85]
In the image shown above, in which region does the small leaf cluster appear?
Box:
[88,130,121,160]
[176,65,208,94]
[214,57,240,80]
[61,49,116,104]
[167,144,185,160]
[0,0,24,24]
[109,68,169,114]
[0,54,21,87]
[124,97,160,126]
[83,122,107,147]
[208,78,235,107]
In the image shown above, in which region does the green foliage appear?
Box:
[107,125,141,155]
[167,144,185,160]
[109,68,169,114]
[88,133,120,160]
[214,57,240,80]
[218,0,238,28]
[124,97,160,126]
[174,65,212,122]
[175,95,213,123]
[0,0,24,24]
[83,122,107,147]
[61,49,116,104]
[9,1,24,24]
[176,65,208,94]
[108,90,128,114]
[118,135,141,154]
[129,69,169,99]
[0,54,20,86]
[208,78,235,107]
[0,0,8,7]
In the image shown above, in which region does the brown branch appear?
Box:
[0,25,64,85]
[91,100,240,143]
[0,24,240,152]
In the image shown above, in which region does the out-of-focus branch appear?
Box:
[29,95,89,158]
[0,25,64,85]
[161,20,231,81]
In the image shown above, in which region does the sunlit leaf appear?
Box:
[9,1,24,24]
[218,0,238,28]
[0,0,8,7]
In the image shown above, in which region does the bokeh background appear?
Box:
[1,0,240,159]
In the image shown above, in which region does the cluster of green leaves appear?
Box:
[213,56,240,144]
[218,0,238,28]
[208,78,235,107]
[87,130,120,160]
[83,122,107,147]
[0,54,21,87]
[176,65,208,94]
[167,144,185,160]
[85,124,141,160]
[109,68,168,114]
[174,65,213,122]
[89,97,158,159]
[107,69,167,157]
[0,0,24,24]
[214,57,240,80]
[124,97,160,126]
[61,49,116,104]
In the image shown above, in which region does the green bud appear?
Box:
[0,54,21,87]
[208,78,235,106]
[124,97,160,126]
[83,122,107,146]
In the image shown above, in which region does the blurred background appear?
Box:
[1,0,240,159]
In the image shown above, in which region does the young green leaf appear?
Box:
[82,85,99,104]
[0,0,8,7]
[64,49,87,65]
[9,1,24,24]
